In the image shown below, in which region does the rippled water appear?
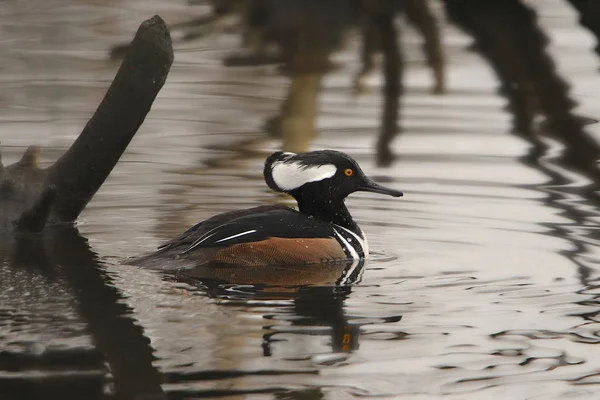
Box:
[3,0,600,399]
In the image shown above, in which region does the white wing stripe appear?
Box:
[214,229,257,244]
[181,232,218,254]
[180,224,226,254]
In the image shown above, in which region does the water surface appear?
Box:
[2,0,600,399]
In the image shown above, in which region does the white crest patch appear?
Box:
[271,160,337,191]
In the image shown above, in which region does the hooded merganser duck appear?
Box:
[130,150,402,274]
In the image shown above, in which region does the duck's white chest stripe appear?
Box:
[334,225,369,258]
[333,227,359,261]
[333,227,365,286]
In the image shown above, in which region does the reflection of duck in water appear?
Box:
[263,285,362,356]
[131,150,403,284]
[181,279,364,356]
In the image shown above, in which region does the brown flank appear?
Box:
[214,237,348,266]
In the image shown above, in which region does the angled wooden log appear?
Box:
[15,185,56,233]
[1,146,49,233]
[1,16,173,233]
[47,15,174,222]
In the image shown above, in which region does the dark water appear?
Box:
[3,0,600,398]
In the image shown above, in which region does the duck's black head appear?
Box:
[263,150,403,202]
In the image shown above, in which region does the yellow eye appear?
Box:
[344,168,354,177]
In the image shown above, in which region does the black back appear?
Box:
[158,205,339,254]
